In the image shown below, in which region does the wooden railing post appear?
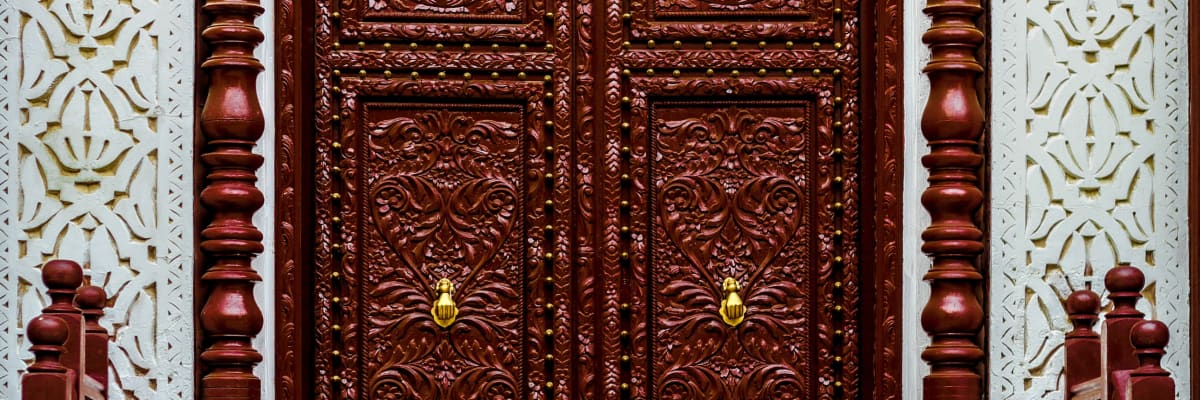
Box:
[1102,263,1145,395]
[918,0,988,397]
[1064,289,1101,397]
[22,315,73,400]
[197,0,267,397]
[1126,320,1175,400]
[75,285,108,389]
[39,260,86,394]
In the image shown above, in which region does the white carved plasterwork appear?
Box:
[990,0,1191,397]
[0,0,195,397]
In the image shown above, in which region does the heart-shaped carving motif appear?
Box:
[371,175,517,280]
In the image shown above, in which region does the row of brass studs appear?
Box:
[617,93,635,399]
[619,40,845,51]
[541,77,559,398]
[336,69,553,82]
[619,68,842,78]
[329,69,347,392]
[829,70,846,395]
[619,7,843,22]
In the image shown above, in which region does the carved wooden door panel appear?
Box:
[305,0,881,395]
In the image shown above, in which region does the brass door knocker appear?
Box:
[719,277,746,327]
[432,278,458,328]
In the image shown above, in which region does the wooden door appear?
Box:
[286,0,904,396]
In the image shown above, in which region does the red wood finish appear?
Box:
[1126,320,1175,400]
[75,285,109,389]
[274,0,905,397]
[40,260,87,395]
[917,0,987,397]
[196,0,268,397]
[23,316,73,400]
[1103,263,1146,393]
[1064,289,1101,398]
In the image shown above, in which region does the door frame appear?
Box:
[267,0,906,399]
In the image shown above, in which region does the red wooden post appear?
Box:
[197,0,267,397]
[39,260,86,395]
[1126,320,1175,400]
[74,285,108,389]
[918,0,988,397]
[1102,263,1145,395]
[1064,289,1102,397]
[22,315,74,400]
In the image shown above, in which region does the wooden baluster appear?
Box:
[39,260,86,395]
[197,0,267,397]
[23,315,74,400]
[1101,263,1144,397]
[1125,320,1175,400]
[1064,289,1102,398]
[918,0,988,397]
[75,285,108,390]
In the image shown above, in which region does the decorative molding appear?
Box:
[0,0,196,396]
[197,0,267,397]
[989,0,1192,397]
[902,0,932,396]
[918,0,987,398]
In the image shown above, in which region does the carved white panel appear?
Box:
[0,0,195,397]
[902,0,931,398]
[990,0,1191,397]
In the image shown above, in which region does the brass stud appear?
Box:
[705,69,714,77]
[332,42,340,49]
[704,41,713,49]
[331,271,341,279]
[544,74,553,82]
[383,42,391,50]
[331,11,340,19]
[545,224,555,232]
[833,68,841,76]
[491,72,500,80]
[545,382,555,389]
[331,193,341,200]
[383,70,392,78]
[332,375,342,382]
[621,96,631,104]
[518,72,528,79]
[834,121,843,129]
[545,145,555,153]
[622,12,632,20]
[620,303,631,311]
[463,72,472,80]
[834,42,843,49]
[545,11,555,18]
[758,41,767,49]
[332,86,341,93]
[833,176,843,184]
[545,172,555,180]
[834,281,843,289]
[731,70,740,78]
[332,350,341,357]
[620,173,631,182]
[410,42,418,50]
[834,381,843,388]
[673,40,682,49]
[332,296,341,304]
[620,383,631,391]
[785,41,795,49]
[546,354,555,361]
[332,324,342,331]
[545,92,554,100]
[621,355,631,363]
[622,68,631,76]
[545,120,555,128]
[834,96,843,104]
[332,166,342,175]
[620,330,630,338]
[546,303,556,310]
[833,147,843,156]
[833,202,843,210]
[834,329,844,336]
[835,356,843,363]
[435,43,444,51]
[545,276,555,284]
[672,70,681,77]
[545,252,555,260]
[545,329,555,336]
[357,41,365,49]
[812,68,822,75]
[621,146,631,154]
[332,142,342,150]
[833,229,843,237]
[620,200,630,209]
[729,40,739,50]
[545,199,554,207]
[785,69,794,77]
[813,42,822,49]
[645,68,655,76]
[332,114,340,121]
[622,41,631,49]
[332,216,342,224]
[545,44,554,51]
[647,40,656,49]
[437,71,447,80]
[620,252,630,260]
[757,69,767,77]
[834,305,843,312]
[333,69,341,77]
[834,7,842,15]
[410,71,420,80]
[519,44,528,51]
[834,256,844,264]
[332,243,343,252]
[462,43,471,51]
[621,122,630,130]
[492,43,501,52]
[620,226,630,234]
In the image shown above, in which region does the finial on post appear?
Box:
[1126,320,1175,399]
[23,315,73,400]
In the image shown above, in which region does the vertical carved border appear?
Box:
[918,0,986,397]
[197,0,267,397]
[0,2,16,394]
[1191,4,1199,397]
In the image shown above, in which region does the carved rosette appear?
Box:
[919,0,986,398]
[198,0,268,397]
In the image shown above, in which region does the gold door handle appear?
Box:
[719,277,745,327]
[432,278,459,328]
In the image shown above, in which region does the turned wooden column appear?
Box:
[197,0,267,397]
[918,0,987,397]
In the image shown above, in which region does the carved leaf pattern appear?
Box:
[2,0,194,396]
[363,110,525,398]
[653,107,809,398]
[989,0,1192,395]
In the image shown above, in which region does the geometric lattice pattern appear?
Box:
[989,0,1191,397]
[0,0,195,397]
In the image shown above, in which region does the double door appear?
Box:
[305,0,891,397]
